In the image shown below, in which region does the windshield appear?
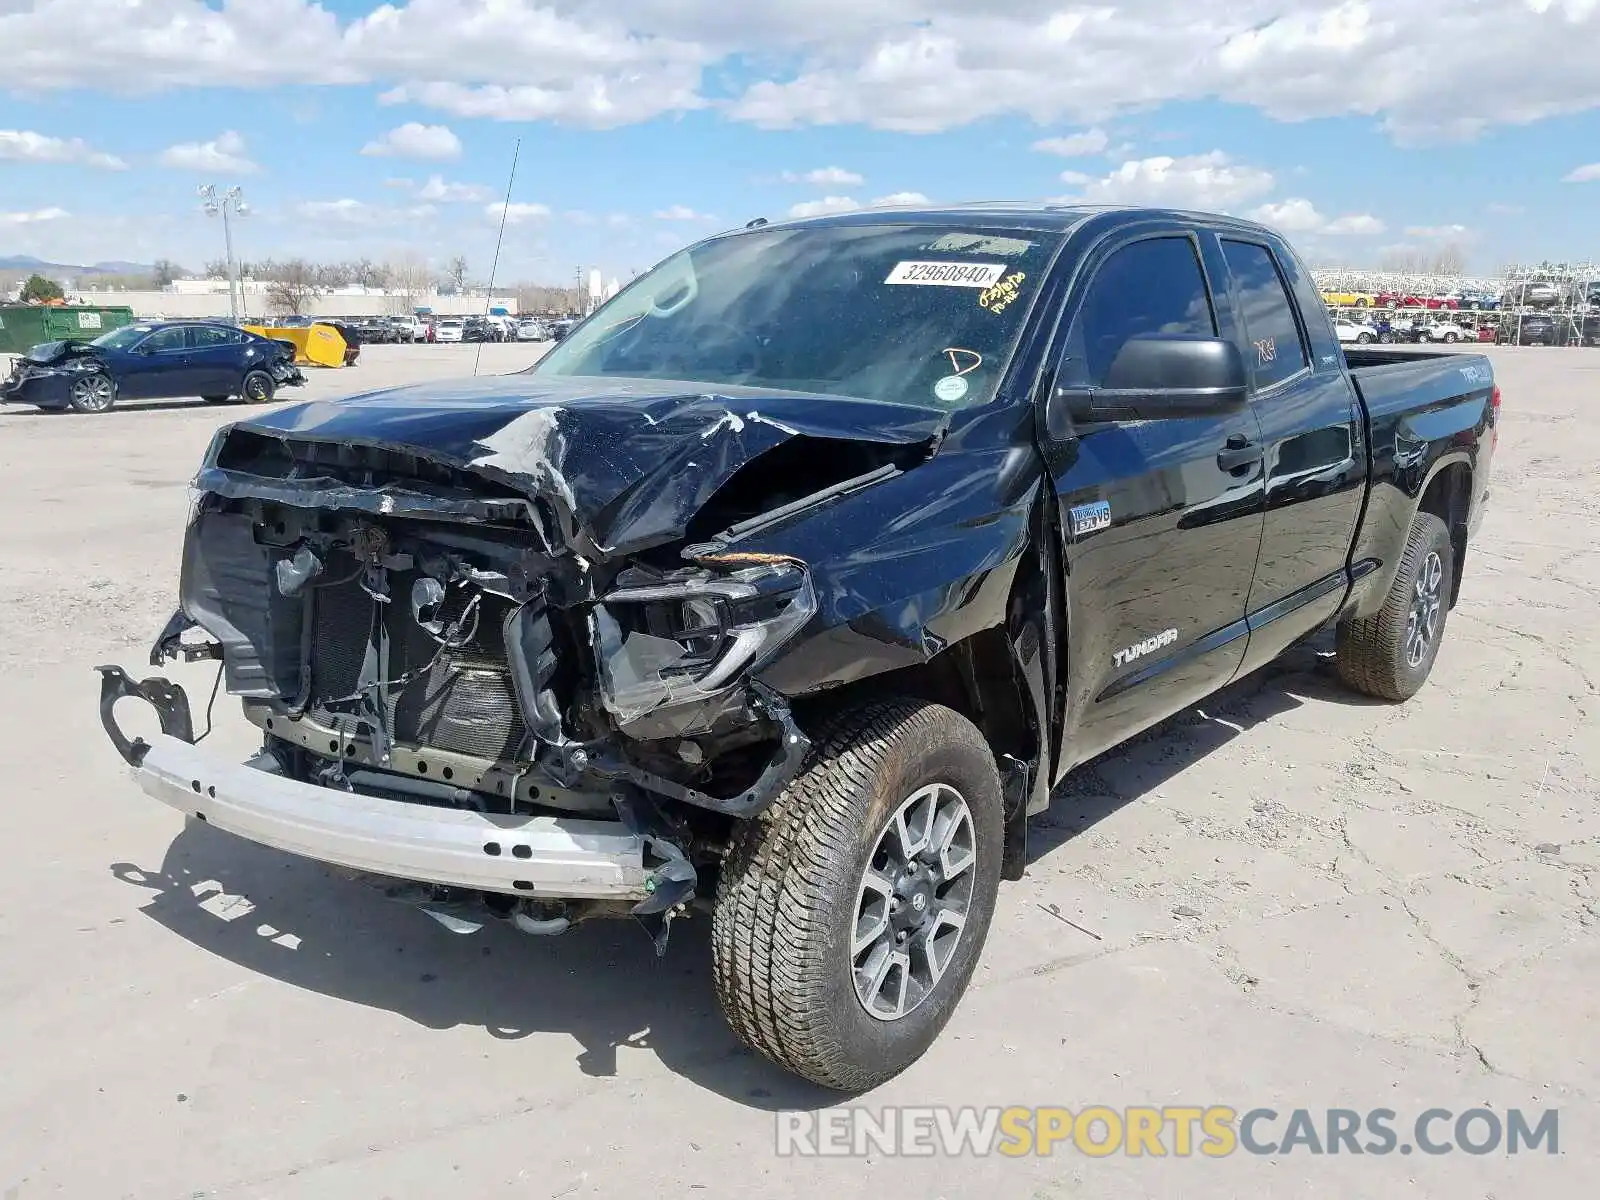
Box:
[91,325,155,351]
[534,224,1060,410]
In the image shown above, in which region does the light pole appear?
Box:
[199,184,249,321]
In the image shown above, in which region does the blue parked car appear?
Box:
[1,319,305,414]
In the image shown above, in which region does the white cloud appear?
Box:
[1032,129,1109,157]
[1564,163,1600,182]
[654,205,712,220]
[295,198,436,224]
[1060,152,1276,211]
[787,195,861,218]
[1059,170,1093,185]
[158,130,257,174]
[0,130,125,169]
[360,123,461,160]
[3,2,1599,144]
[415,174,493,202]
[782,165,865,186]
[0,207,70,225]
[1405,223,1472,239]
[487,201,552,224]
[1249,198,1384,236]
[869,192,930,206]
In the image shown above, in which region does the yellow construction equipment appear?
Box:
[243,322,348,368]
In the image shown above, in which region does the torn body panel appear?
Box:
[104,370,1052,940]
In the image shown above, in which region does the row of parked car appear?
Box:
[258,313,583,345]
[1321,281,1600,312]
[1333,312,1600,347]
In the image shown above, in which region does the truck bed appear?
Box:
[1343,346,1494,425]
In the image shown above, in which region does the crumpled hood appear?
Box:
[223,373,948,555]
[23,340,95,366]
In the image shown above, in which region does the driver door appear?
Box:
[1039,230,1267,772]
[118,325,193,399]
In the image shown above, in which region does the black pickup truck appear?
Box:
[98,205,1497,1090]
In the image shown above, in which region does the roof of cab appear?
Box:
[745,202,1279,239]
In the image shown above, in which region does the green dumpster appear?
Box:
[0,305,137,355]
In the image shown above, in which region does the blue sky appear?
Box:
[2,0,1599,284]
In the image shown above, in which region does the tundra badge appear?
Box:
[1114,628,1179,668]
[1068,500,1113,537]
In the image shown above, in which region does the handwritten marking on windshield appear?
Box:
[943,348,983,376]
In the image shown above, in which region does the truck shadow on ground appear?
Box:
[107,633,1382,1108]
[1027,635,1387,861]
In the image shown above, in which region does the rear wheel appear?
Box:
[712,699,1003,1091]
[67,371,116,414]
[1336,511,1453,701]
[1356,332,1374,344]
[240,370,275,404]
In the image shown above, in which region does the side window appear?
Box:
[1071,237,1215,386]
[190,325,239,347]
[140,327,187,353]
[1221,240,1309,390]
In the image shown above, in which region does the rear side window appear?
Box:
[1221,240,1309,390]
[1072,237,1215,386]
[190,325,240,347]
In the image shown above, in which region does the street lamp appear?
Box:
[199,184,249,321]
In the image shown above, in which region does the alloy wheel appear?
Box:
[851,783,977,1022]
[1405,550,1445,668]
[71,374,114,412]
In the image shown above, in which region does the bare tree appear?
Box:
[444,255,469,293]
[385,254,433,311]
[151,259,183,287]
[349,257,385,289]
[263,259,323,316]
[1428,244,1468,276]
[314,262,352,289]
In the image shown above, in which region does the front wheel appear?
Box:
[712,700,1003,1091]
[1336,511,1453,701]
[67,371,116,414]
[240,370,275,404]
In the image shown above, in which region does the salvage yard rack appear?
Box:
[1312,264,1600,347]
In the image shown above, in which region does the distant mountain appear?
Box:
[0,255,157,276]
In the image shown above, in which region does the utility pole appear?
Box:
[199,184,249,321]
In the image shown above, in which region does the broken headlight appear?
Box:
[594,562,816,723]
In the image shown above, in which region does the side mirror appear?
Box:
[1051,335,1248,434]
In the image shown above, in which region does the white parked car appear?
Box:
[434,318,464,344]
[517,318,549,341]
[1333,320,1378,345]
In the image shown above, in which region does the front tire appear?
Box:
[1336,511,1453,701]
[67,370,116,414]
[712,700,1003,1091]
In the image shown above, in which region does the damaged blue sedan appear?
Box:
[97,205,1494,1090]
[2,320,304,413]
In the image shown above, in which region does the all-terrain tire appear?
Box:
[1336,511,1454,701]
[712,699,1003,1091]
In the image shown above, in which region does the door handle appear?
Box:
[1216,435,1261,473]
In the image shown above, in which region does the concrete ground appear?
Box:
[0,343,1596,1198]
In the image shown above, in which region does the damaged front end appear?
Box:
[95,383,953,948]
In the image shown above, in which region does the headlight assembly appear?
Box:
[593,561,816,723]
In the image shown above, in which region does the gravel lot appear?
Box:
[1,343,1596,1198]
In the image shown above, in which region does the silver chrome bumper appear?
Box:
[133,734,651,900]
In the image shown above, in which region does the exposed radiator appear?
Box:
[308,559,527,761]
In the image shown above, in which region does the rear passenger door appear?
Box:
[186,324,245,396]
[1041,230,1267,771]
[1213,237,1366,674]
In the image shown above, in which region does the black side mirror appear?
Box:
[1051,335,1248,434]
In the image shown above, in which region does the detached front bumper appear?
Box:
[97,667,651,902]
